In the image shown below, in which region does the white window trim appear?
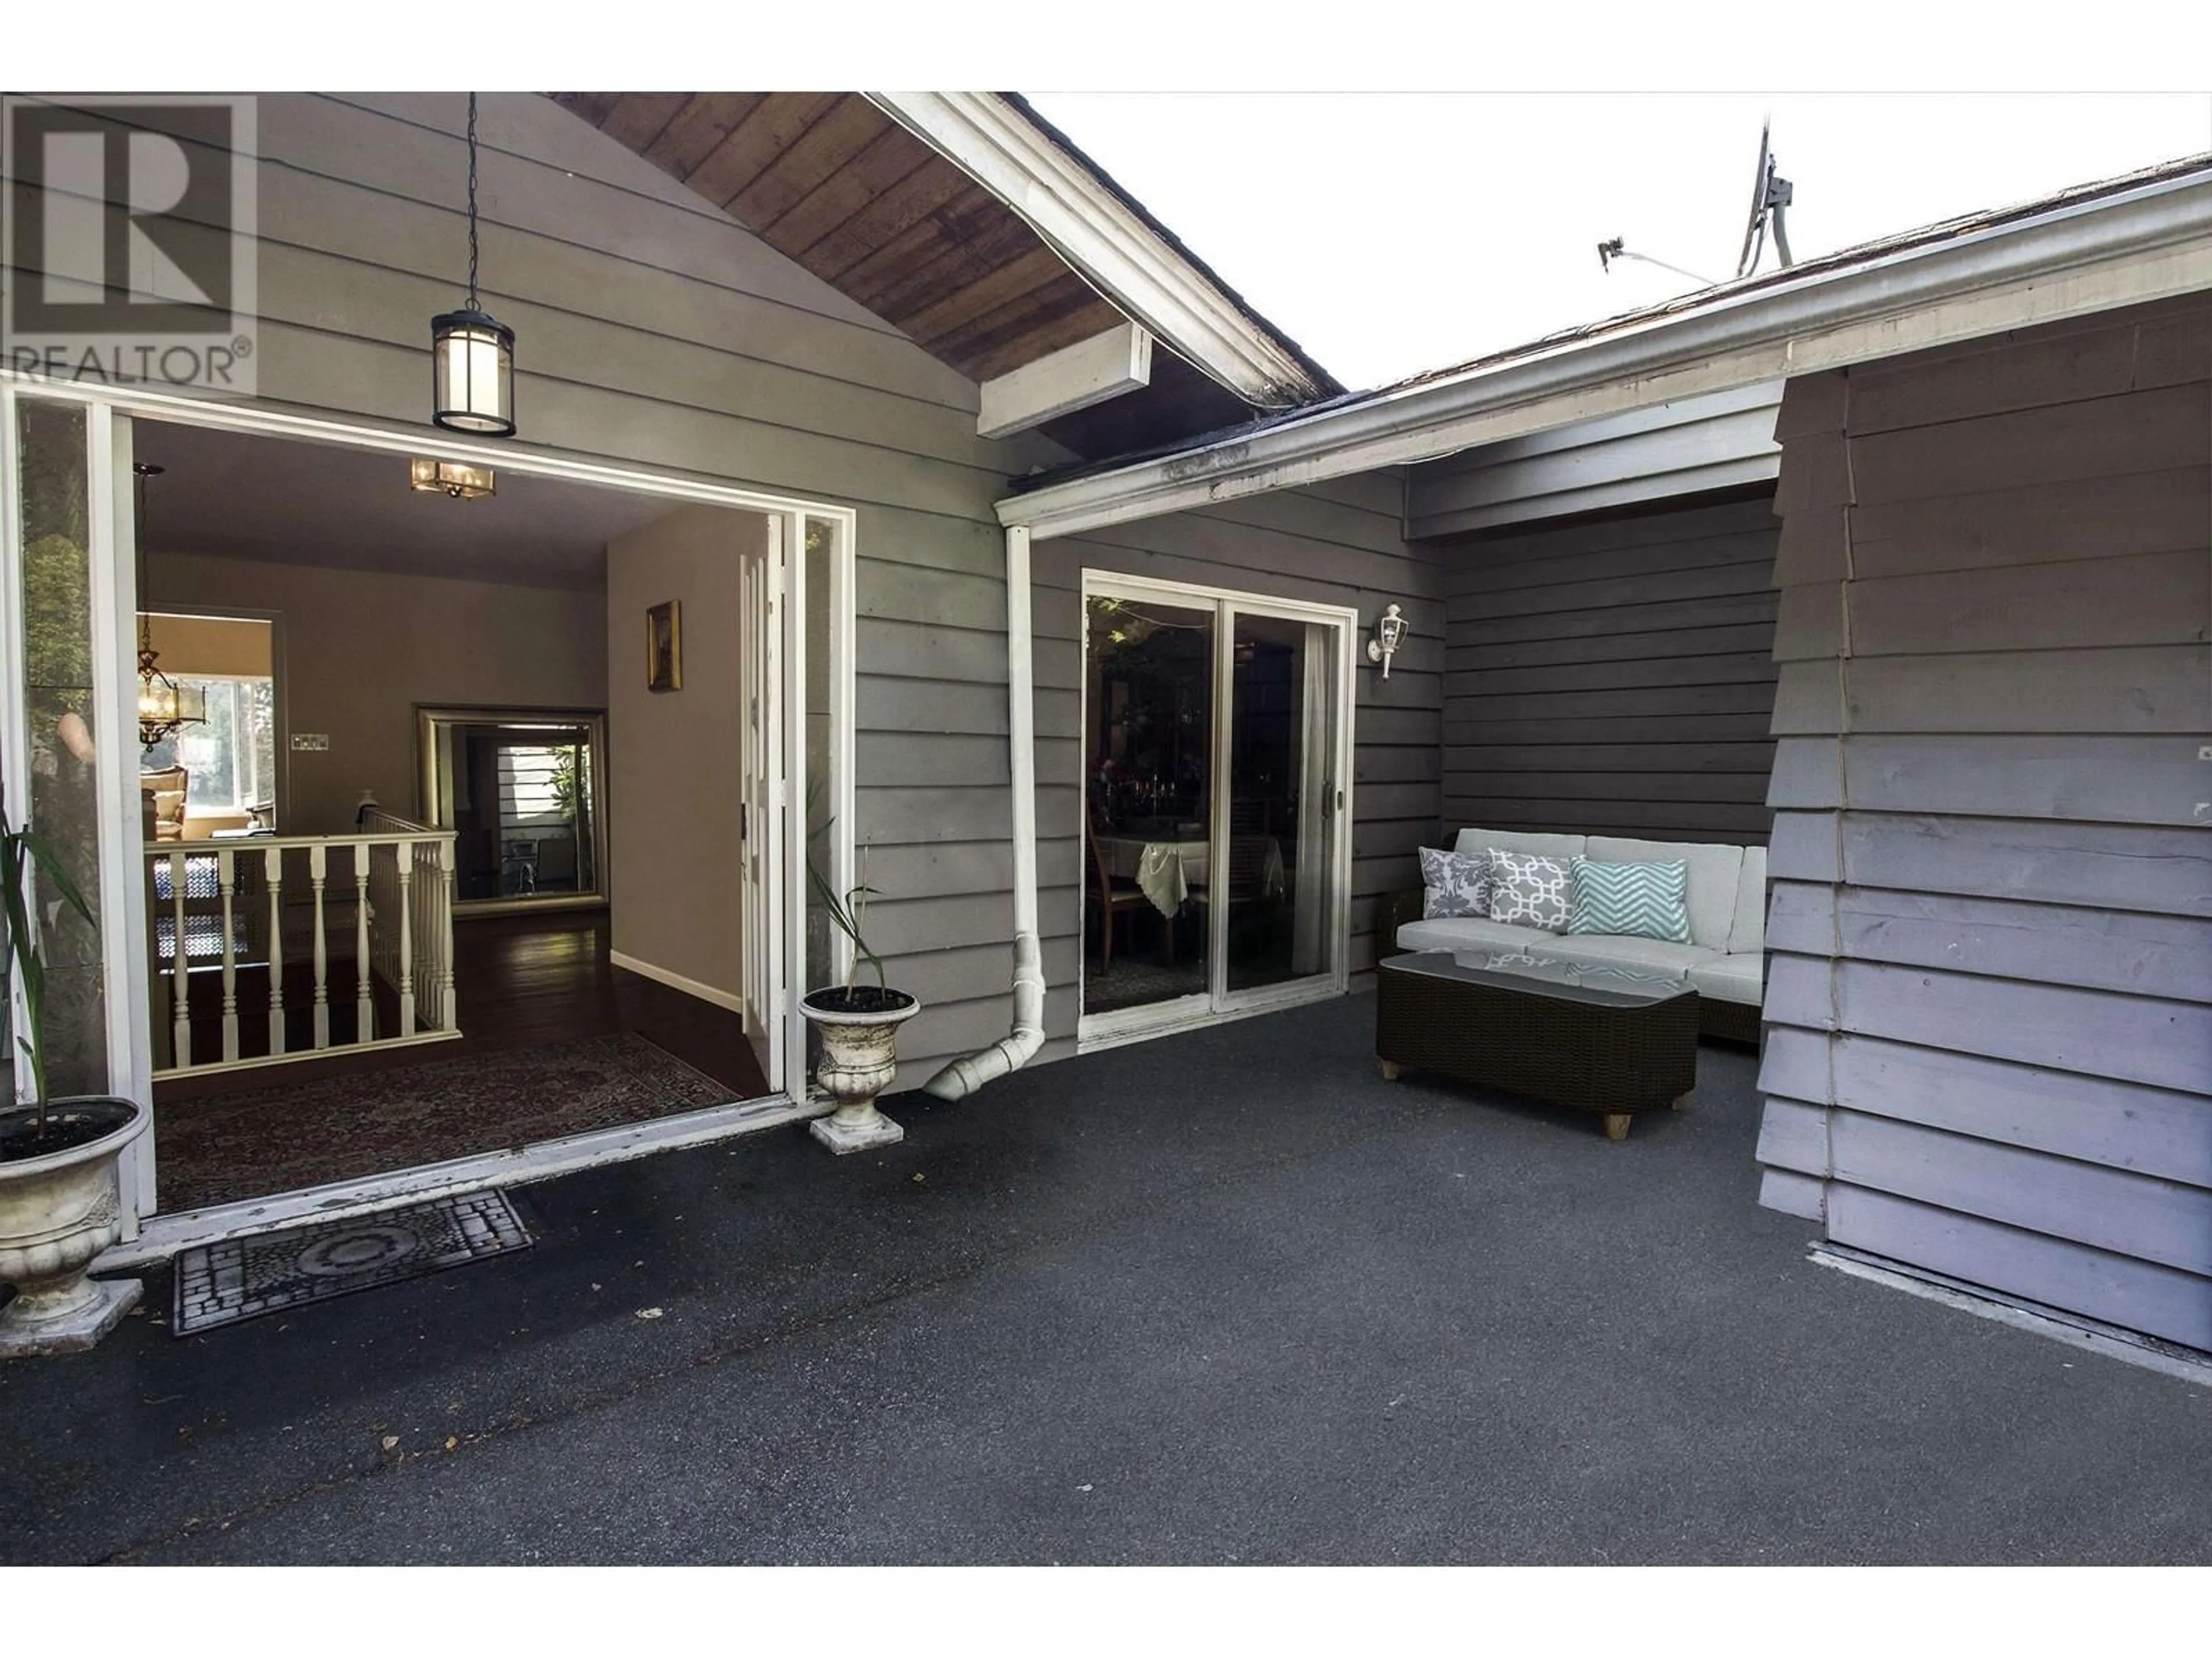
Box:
[1075,569,1357,1054]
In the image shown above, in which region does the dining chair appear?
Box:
[1086,819,1153,973]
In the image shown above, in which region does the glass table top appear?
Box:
[1381,948,1694,1009]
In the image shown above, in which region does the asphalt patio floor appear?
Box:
[3,993,2207,1565]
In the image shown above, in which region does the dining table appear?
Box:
[1094,833,1210,918]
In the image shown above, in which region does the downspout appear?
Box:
[923,524,1045,1099]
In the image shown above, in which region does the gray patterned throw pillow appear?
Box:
[1418,847,1492,919]
[1486,848,1571,932]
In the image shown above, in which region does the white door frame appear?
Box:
[0,374,856,1240]
[1076,569,1356,1052]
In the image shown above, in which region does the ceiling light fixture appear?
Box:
[132,463,207,749]
[409,457,497,500]
[430,92,516,437]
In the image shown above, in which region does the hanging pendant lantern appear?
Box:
[431,93,516,436]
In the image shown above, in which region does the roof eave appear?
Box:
[868,92,1332,411]
[999,164,2212,539]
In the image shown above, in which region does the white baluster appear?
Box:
[168,850,191,1070]
[355,852,373,1044]
[310,842,329,1051]
[264,844,286,1058]
[396,840,416,1038]
[439,842,457,1031]
[217,847,239,1062]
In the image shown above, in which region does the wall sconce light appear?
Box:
[1367,603,1408,679]
[410,457,497,499]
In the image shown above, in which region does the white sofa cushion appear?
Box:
[1688,953,1763,1006]
[1727,846,1768,956]
[1522,934,1719,978]
[1455,825,1586,862]
[1585,835,1745,952]
[1395,916,1554,955]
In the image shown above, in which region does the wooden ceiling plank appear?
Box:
[597,92,694,153]
[642,92,771,180]
[729,96,892,230]
[763,125,935,257]
[848,204,1042,318]
[967,299,1133,382]
[929,275,1113,374]
[797,160,978,282]
[547,92,625,128]
[900,245,1071,345]
[683,92,844,209]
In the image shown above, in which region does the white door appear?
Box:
[737,522,786,1092]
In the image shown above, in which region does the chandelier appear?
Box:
[134,463,206,750]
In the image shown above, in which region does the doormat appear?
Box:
[171,1190,533,1335]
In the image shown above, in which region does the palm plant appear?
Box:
[0,807,94,1137]
[802,777,888,997]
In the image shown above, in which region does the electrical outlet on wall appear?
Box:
[291,733,330,752]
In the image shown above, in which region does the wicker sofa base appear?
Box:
[1375,955,1700,1141]
[1696,995,1763,1046]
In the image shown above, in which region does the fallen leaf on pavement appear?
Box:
[635,1306,665,1320]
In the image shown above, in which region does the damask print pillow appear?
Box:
[1485,848,1571,932]
[1418,847,1492,919]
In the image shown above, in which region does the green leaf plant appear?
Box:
[1,806,96,1134]
[804,779,885,997]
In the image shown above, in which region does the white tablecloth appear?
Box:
[1096,835,1285,918]
[1097,835,1207,916]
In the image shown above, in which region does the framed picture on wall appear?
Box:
[646,600,682,692]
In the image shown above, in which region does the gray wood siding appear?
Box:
[1435,493,1781,845]
[1035,472,1441,1008]
[14,92,1072,1092]
[1754,294,2212,1351]
[1406,381,1783,539]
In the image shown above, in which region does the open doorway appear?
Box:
[101,414,817,1220]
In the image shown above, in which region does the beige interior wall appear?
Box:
[605,504,761,1003]
[145,612,273,678]
[145,552,608,835]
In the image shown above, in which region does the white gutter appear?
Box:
[867,92,1325,410]
[997,165,2212,541]
[923,524,1045,1099]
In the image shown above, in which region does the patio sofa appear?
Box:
[1383,827,1766,1043]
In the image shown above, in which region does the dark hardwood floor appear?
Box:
[156,909,767,1105]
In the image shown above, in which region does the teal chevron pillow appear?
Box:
[1567,857,1692,944]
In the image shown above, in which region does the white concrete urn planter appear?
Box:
[800,987,919,1154]
[0,1097,149,1357]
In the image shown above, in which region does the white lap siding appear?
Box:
[1755,295,2212,1350]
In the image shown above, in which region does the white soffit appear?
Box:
[978,322,1154,439]
[867,92,1324,409]
[999,165,2212,540]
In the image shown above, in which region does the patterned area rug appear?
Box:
[172,1190,533,1335]
[157,1034,737,1213]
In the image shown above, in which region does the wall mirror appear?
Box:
[416,705,609,914]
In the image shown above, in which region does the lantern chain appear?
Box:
[465,90,480,309]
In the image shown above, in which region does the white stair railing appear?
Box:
[146,818,461,1078]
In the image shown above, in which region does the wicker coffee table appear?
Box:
[1375,949,1699,1140]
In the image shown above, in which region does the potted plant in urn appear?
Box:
[801,840,919,1154]
[0,810,149,1355]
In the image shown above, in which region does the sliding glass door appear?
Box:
[1081,576,1352,1038]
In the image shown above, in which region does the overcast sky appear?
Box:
[1025,93,2212,391]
